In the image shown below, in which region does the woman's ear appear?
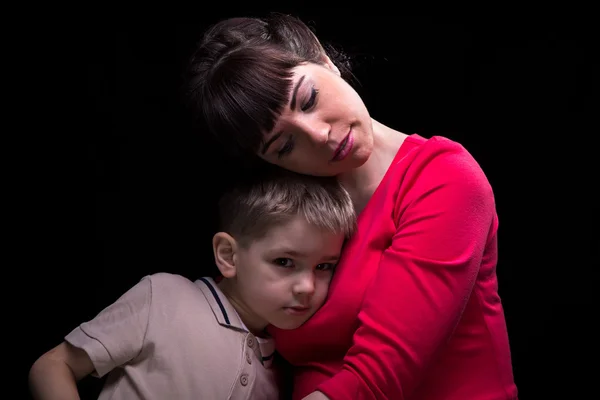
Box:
[321,54,341,76]
[213,232,238,278]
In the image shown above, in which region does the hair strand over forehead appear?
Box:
[184,13,354,159]
[200,45,299,155]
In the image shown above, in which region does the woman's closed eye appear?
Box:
[277,137,294,158]
[276,87,318,158]
[301,87,319,111]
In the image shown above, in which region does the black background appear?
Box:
[21,8,596,400]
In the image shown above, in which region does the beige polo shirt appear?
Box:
[65,273,281,399]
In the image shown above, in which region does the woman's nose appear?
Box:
[297,117,330,146]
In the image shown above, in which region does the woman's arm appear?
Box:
[317,143,497,399]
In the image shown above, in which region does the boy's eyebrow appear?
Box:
[279,249,340,261]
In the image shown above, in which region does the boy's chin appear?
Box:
[271,318,310,331]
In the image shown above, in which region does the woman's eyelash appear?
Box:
[301,87,319,111]
[277,138,294,158]
[275,87,317,158]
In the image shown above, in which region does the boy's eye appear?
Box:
[273,258,294,268]
[316,263,336,271]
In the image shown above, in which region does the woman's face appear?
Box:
[258,60,374,176]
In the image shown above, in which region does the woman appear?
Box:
[184,13,518,400]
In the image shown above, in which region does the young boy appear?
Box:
[28,166,356,400]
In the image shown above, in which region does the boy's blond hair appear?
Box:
[218,165,356,247]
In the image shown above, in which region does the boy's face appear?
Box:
[231,216,345,332]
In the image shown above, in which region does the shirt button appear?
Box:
[240,373,249,386]
[246,351,252,364]
[247,336,254,347]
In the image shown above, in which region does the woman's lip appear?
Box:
[331,130,351,161]
[331,130,353,162]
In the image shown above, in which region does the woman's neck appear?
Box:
[338,119,407,214]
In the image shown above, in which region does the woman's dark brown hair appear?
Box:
[184,13,352,159]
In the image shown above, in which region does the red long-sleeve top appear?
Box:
[269,134,518,400]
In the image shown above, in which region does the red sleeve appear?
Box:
[317,141,497,399]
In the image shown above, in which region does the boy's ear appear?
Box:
[321,54,341,76]
[213,232,238,278]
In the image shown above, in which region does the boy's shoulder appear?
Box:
[141,272,211,312]
[144,272,195,289]
[140,274,248,336]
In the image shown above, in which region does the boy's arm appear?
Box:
[29,275,153,400]
[29,341,95,400]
